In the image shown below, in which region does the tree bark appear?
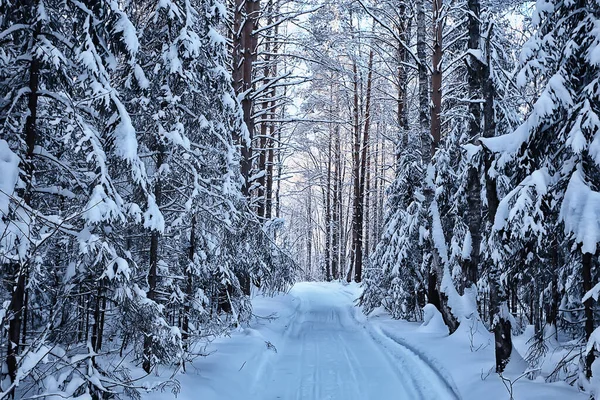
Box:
[231,0,260,197]
[324,100,333,281]
[462,0,482,294]
[265,19,278,220]
[143,146,164,373]
[397,6,411,157]
[331,121,341,280]
[428,0,459,333]
[182,215,196,353]
[430,0,442,156]
[480,26,512,373]
[583,251,595,378]
[257,0,273,219]
[354,48,375,283]
[7,12,40,388]
[416,0,429,166]
[306,185,313,277]
[349,59,361,283]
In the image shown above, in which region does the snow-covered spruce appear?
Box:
[0,0,292,398]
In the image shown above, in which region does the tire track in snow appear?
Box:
[248,294,303,397]
[338,286,461,400]
[250,283,461,399]
[345,302,462,400]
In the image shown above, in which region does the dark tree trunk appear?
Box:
[365,129,373,257]
[462,0,482,294]
[265,61,277,220]
[257,3,272,219]
[349,60,361,283]
[7,15,40,389]
[91,281,105,353]
[397,10,410,153]
[143,146,164,373]
[427,0,459,333]
[331,123,341,280]
[353,49,374,283]
[430,0,443,157]
[306,185,313,276]
[231,0,259,197]
[416,0,429,166]
[583,251,595,378]
[480,26,512,373]
[182,216,196,371]
[324,106,333,281]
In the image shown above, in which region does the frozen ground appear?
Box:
[143,282,586,399]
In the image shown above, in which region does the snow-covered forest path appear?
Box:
[249,283,460,400]
[144,282,585,400]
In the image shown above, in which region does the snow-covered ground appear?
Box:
[143,282,585,399]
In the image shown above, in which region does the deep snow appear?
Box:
[143,282,586,399]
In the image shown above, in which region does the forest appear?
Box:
[0,0,599,398]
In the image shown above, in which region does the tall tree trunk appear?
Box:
[232,0,260,197]
[371,127,379,252]
[416,0,429,167]
[229,0,260,295]
[583,251,596,378]
[331,121,341,280]
[364,136,371,260]
[429,0,459,333]
[91,282,103,353]
[7,15,40,389]
[349,59,361,283]
[182,215,196,372]
[274,82,286,223]
[143,148,164,373]
[265,21,278,220]
[545,243,560,340]
[430,0,442,155]
[257,0,273,219]
[378,138,385,242]
[462,0,482,294]
[324,103,333,281]
[354,48,375,283]
[481,27,511,373]
[397,7,411,154]
[306,185,313,277]
[265,124,275,220]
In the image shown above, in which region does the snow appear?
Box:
[480,74,572,166]
[583,281,600,303]
[112,96,140,163]
[141,282,585,400]
[83,185,123,224]
[143,195,165,232]
[493,167,551,232]
[461,230,473,260]
[134,64,150,89]
[560,165,600,254]
[420,304,449,334]
[208,27,226,47]
[0,140,19,217]
[531,0,554,27]
[111,8,139,55]
[588,20,600,66]
[430,199,448,264]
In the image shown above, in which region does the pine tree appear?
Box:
[481,0,600,378]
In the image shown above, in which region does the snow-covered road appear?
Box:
[250,283,460,400]
[144,282,586,400]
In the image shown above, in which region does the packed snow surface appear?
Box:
[144,282,586,400]
[250,283,459,399]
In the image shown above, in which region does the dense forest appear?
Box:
[1,0,600,398]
